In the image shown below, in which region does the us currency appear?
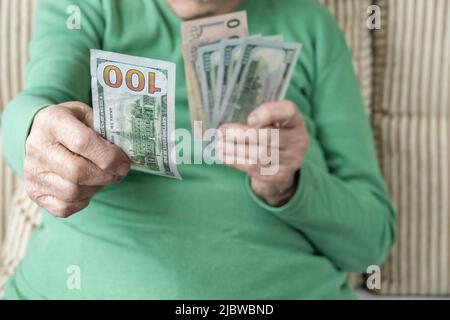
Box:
[215,39,244,126]
[220,39,301,124]
[90,49,181,179]
[197,43,222,128]
[214,35,284,125]
[216,35,282,104]
[198,37,260,128]
[181,11,248,131]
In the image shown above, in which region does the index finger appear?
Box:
[247,100,303,129]
[51,111,131,175]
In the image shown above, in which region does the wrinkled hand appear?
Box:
[24,102,131,217]
[218,101,308,207]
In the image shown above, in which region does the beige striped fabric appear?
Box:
[375,0,450,295]
[0,185,41,298]
[0,0,39,298]
[0,0,36,106]
[0,0,38,239]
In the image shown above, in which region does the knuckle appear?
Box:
[65,184,82,201]
[98,150,118,171]
[52,107,70,123]
[260,170,276,181]
[25,135,38,152]
[297,132,309,151]
[38,171,53,186]
[24,163,45,188]
[24,182,39,201]
[53,204,74,218]
[292,157,303,170]
[281,151,297,167]
[256,185,266,195]
[251,179,270,195]
[55,200,89,218]
[66,159,86,184]
[78,103,92,115]
[281,166,296,180]
[248,164,261,177]
[78,199,90,211]
[33,107,52,125]
[23,159,35,177]
[26,132,48,156]
[254,108,272,125]
[64,102,93,124]
[98,145,125,172]
[252,183,264,196]
[286,102,298,117]
[286,100,297,110]
[263,113,274,124]
[301,136,309,151]
[71,131,91,153]
[260,105,273,118]
[65,101,90,111]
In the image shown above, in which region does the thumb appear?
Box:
[61,101,94,129]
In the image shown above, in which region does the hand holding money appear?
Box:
[183,11,305,206]
[90,50,180,179]
[217,100,309,207]
[24,102,131,218]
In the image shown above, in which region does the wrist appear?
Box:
[252,171,300,207]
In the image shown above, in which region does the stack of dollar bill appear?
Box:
[182,11,302,130]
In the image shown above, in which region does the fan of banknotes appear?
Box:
[182,11,302,130]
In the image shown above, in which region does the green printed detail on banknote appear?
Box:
[197,43,222,127]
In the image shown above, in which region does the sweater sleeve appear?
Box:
[1,0,104,177]
[247,43,396,273]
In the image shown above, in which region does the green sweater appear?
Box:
[2,0,396,299]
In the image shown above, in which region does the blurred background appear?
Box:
[1,0,449,299]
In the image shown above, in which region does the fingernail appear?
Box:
[117,162,130,176]
[248,113,259,126]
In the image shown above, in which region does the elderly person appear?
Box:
[2,0,395,299]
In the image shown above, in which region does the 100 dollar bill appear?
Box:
[90,49,180,179]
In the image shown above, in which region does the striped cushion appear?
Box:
[374,0,450,295]
[0,0,38,238]
[0,0,39,298]
[0,184,41,298]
